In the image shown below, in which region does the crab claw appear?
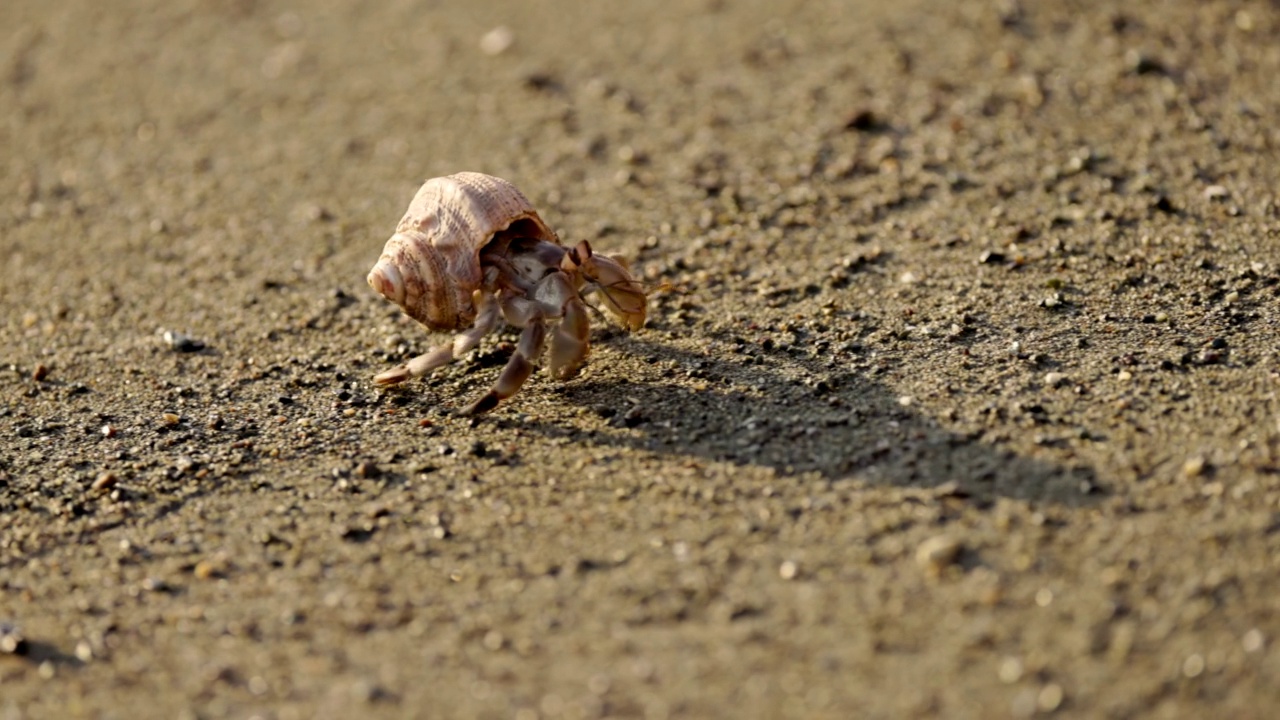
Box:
[579,247,646,331]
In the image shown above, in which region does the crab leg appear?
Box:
[374,290,500,386]
[547,282,591,381]
[463,308,546,414]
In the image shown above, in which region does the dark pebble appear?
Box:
[843,109,884,132]
[354,461,381,479]
[32,364,49,382]
[1152,195,1178,214]
[469,441,487,458]
[1127,51,1165,75]
[979,250,1006,265]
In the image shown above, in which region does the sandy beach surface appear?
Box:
[3,0,1279,717]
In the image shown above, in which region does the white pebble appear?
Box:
[1037,683,1064,712]
[1242,629,1264,653]
[915,535,962,575]
[998,656,1023,684]
[479,26,514,55]
[1182,653,1205,678]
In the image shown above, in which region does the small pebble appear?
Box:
[1037,683,1064,712]
[162,330,205,353]
[32,363,49,381]
[1196,349,1225,365]
[483,630,505,651]
[479,26,514,55]
[162,412,181,425]
[351,679,391,704]
[1182,456,1208,478]
[1203,185,1229,201]
[915,535,962,575]
[354,461,381,479]
[998,656,1024,684]
[1182,653,1205,678]
[622,407,646,427]
[1044,372,1067,387]
[141,577,171,593]
[91,472,118,491]
[1125,49,1164,75]
[193,558,225,580]
[843,109,882,132]
[74,639,94,662]
[101,424,117,438]
[1242,629,1265,653]
[0,623,28,655]
[778,560,799,580]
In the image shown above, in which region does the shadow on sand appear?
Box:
[524,337,1101,507]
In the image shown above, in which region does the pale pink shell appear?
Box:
[367,172,559,330]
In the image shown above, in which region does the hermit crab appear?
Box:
[367,172,647,413]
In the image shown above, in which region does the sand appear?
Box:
[3,0,1279,717]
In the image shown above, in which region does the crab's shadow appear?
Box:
[525,337,1101,507]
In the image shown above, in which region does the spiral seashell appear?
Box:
[367,172,558,330]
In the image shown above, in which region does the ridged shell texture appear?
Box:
[367,172,558,330]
